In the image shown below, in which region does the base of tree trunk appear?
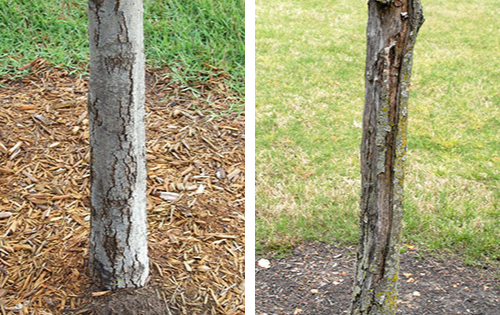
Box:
[76,284,168,315]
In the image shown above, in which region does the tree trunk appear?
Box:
[88,0,149,290]
[350,1,424,314]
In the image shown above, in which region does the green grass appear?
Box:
[0,0,245,94]
[256,0,500,264]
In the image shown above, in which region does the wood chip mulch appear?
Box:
[0,60,245,314]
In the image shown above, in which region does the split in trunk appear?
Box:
[350,0,424,314]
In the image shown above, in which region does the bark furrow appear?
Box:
[88,0,149,290]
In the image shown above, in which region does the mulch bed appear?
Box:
[0,59,245,314]
[256,241,500,314]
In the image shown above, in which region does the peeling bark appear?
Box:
[88,0,149,290]
[350,1,424,314]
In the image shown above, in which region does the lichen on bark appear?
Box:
[350,0,424,314]
[376,0,393,5]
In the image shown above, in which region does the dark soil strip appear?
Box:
[256,242,500,315]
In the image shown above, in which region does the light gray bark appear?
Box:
[350,0,424,314]
[88,0,149,290]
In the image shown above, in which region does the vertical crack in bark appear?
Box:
[120,11,130,43]
[114,0,121,13]
[89,0,148,290]
[351,0,424,313]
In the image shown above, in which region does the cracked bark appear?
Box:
[88,0,149,290]
[349,1,424,314]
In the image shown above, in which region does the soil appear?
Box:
[256,241,500,315]
[67,285,168,315]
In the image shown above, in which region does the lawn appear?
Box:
[256,0,500,264]
[0,0,245,94]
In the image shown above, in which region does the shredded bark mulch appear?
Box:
[256,241,500,315]
[0,59,244,314]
